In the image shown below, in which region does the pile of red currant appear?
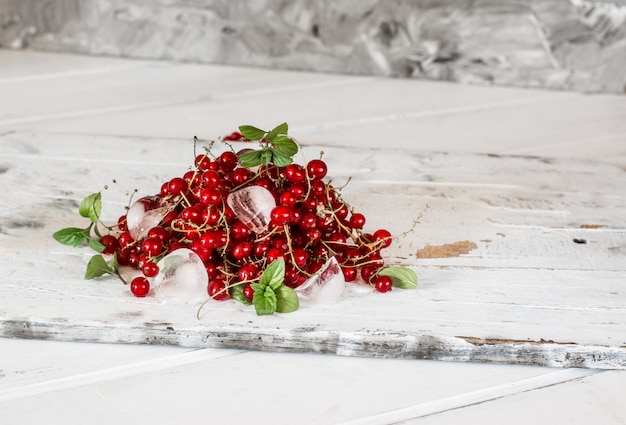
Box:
[55,123,417,313]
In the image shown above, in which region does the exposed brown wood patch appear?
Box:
[417,240,478,258]
[580,224,607,229]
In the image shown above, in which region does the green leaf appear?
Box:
[271,136,298,157]
[230,285,252,306]
[238,150,264,168]
[275,285,299,313]
[378,267,418,289]
[260,149,273,165]
[107,253,118,271]
[79,192,102,223]
[265,122,288,141]
[260,258,285,291]
[88,238,106,253]
[250,282,264,293]
[253,286,277,315]
[271,151,293,167]
[84,254,116,279]
[53,227,87,247]
[238,125,266,141]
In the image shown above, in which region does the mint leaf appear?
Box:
[260,258,285,291]
[253,286,277,315]
[265,122,288,141]
[238,150,264,168]
[271,151,293,167]
[275,285,299,313]
[79,192,102,223]
[230,285,252,306]
[53,227,87,247]
[88,238,106,253]
[271,136,298,156]
[107,253,118,271]
[260,149,273,165]
[379,267,418,289]
[85,254,116,279]
[238,125,266,141]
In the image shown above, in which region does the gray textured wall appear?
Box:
[1,0,625,93]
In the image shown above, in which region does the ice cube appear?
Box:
[226,186,276,233]
[126,196,170,240]
[296,256,346,305]
[151,248,208,304]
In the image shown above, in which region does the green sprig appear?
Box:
[249,258,299,315]
[237,122,299,168]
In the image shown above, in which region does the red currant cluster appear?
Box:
[99,149,395,299]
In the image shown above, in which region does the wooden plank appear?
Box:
[1,133,625,369]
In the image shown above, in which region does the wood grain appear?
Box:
[1,133,625,369]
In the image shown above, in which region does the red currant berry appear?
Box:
[232,167,251,185]
[198,188,222,206]
[99,235,119,255]
[291,248,309,268]
[335,203,349,220]
[238,263,259,282]
[374,275,393,293]
[219,151,239,172]
[231,220,251,240]
[130,276,150,297]
[305,228,322,244]
[202,170,220,188]
[288,184,306,200]
[270,205,293,225]
[307,159,327,180]
[232,241,252,261]
[349,213,366,230]
[142,236,163,257]
[160,182,170,197]
[147,226,168,242]
[341,266,358,282]
[118,231,134,249]
[310,180,326,197]
[205,262,218,279]
[195,154,212,171]
[298,211,317,230]
[117,215,128,231]
[279,191,297,208]
[181,205,203,225]
[224,131,245,141]
[168,177,187,196]
[141,261,159,278]
[266,247,285,263]
[285,164,305,183]
[208,279,230,300]
[360,265,379,283]
[243,284,255,301]
[373,229,393,248]
[254,241,269,258]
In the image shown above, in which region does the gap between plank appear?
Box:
[0,348,243,403]
[292,94,568,133]
[0,62,148,85]
[336,368,598,425]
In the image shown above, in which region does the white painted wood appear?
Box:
[0,350,591,425]
[407,370,626,425]
[1,133,624,368]
[1,49,625,425]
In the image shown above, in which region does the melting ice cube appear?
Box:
[296,257,346,305]
[226,186,276,233]
[152,248,208,304]
[126,196,170,240]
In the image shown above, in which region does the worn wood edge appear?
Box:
[2,318,624,370]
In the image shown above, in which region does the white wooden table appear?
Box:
[1,50,625,424]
